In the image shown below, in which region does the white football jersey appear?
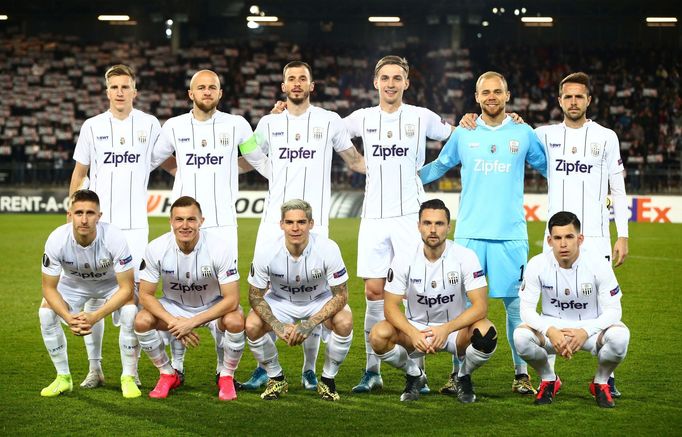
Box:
[42,222,134,297]
[385,240,487,325]
[73,109,162,230]
[535,121,624,237]
[139,230,239,308]
[248,234,349,304]
[152,111,253,228]
[255,106,353,226]
[520,250,623,337]
[345,104,452,219]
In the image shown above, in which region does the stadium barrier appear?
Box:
[0,189,680,223]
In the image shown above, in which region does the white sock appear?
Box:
[364,299,384,373]
[209,321,225,374]
[415,355,425,372]
[118,305,139,377]
[451,355,460,374]
[170,336,186,373]
[136,329,174,374]
[547,354,557,374]
[322,331,352,379]
[513,328,554,381]
[221,330,245,377]
[247,335,282,378]
[377,344,421,377]
[83,298,105,371]
[39,308,69,375]
[302,325,321,373]
[595,326,630,384]
[459,344,494,378]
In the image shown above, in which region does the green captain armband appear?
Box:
[239,133,263,154]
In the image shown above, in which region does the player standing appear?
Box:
[514,211,629,407]
[134,196,244,400]
[39,190,140,398]
[344,56,454,393]
[420,71,547,395]
[370,199,496,403]
[69,64,162,389]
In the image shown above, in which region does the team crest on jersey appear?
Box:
[311,268,323,279]
[201,265,212,278]
[509,140,519,155]
[219,133,229,146]
[590,143,601,157]
[137,131,148,144]
[119,137,125,145]
[201,139,207,147]
[490,144,497,154]
[98,258,112,269]
[564,288,571,295]
[581,283,593,296]
[295,133,301,141]
[405,124,415,138]
[469,142,479,148]
[447,271,459,285]
[313,127,324,140]
[387,130,393,139]
[571,146,577,154]
[431,280,437,288]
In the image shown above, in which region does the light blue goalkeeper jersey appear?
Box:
[420,116,547,240]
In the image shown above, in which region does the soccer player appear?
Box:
[151,69,259,380]
[370,199,496,403]
[514,211,630,408]
[245,199,353,401]
[535,72,628,396]
[69,64,162,389]
[39,190,140,398]
[343,56,454,393]
[134,196,244,400]
[239,61,364,391]
[420,71,547,395]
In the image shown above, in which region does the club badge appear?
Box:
[98,258,112,269]
[590,143,601,157]
[201,265,212,278]
[312,268,323,279]
[447,271,459,285]
[313,127,323,140]
[219,133,229,146]
[137,131,148,144]
[581,283,593,296]
[509,140,519,155]
[405,124,415,138]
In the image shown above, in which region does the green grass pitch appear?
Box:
[1,215,680,436]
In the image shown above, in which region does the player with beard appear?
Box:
[239,61,364,392]
[534,72,628,397]
[151,70,265,383]
[420,71,547,396]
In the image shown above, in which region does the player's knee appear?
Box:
[332,311,353,336]
[244,312,264,340]
[471,326,497,353]
[604,325,630,360]
[133,310,155,332]
[221,311,245,333]
[119,304,137,328]
[369,321,393,353]
[38,307,58,327]
[512,327,535,356]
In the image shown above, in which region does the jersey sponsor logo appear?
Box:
[313,127,324,140]
[371,144,408,160]
[278,147,317,162]
[272,131,284,137]
[270,272,284,278]
[474,159,511,175]
[549,298,588,310]
[178,137,191,143]
[103,151,141,167]
[542,284,554,291]
[509,140,519,155]
[170,282,208,292]
[405,124,415,138]
[99,258,112,268]
[410,278,422,284]
[119,255,132,266]
[64,260,74,265]
[162,269,175,274]
[610,285,621,296]
[447,271,459,285]
[69,270,108,279]
[42,253,50,267]
[417,293,457,308]
[473,270,485,278]
[96,135,109,141]
[366,128,377,134]
[185,153,225,168]
[555,159,594,175]
[581,283,593,296]
[311,268,323,279]
[333,267,347,278]
[550,143,561,148]
[201,265,212,278]
[279,283,318,294]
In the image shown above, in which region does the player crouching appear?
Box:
[135,196,245,400]
[514,211,630,408]
[370,199,496,403]
[246,199,353,401]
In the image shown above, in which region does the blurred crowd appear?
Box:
[1,34,679,193]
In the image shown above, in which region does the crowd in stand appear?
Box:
[1,33,679,193]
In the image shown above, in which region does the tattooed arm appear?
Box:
[248,284,290,341]
[288,281,349,346]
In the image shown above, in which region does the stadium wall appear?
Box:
[0,189,680,224]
